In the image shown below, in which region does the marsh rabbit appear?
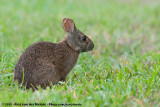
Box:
[14,18,94,89]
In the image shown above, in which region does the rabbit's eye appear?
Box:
[82,36,86,41]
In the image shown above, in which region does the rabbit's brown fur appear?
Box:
[14,18,94,89]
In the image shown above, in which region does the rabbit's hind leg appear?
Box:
[29,63,60,89]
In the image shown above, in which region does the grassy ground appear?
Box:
[0,0,160,106]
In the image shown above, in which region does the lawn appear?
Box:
[0,0,160,106]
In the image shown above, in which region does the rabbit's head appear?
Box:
[62,18,94,53]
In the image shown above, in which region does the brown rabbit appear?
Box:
[14,18,94,89]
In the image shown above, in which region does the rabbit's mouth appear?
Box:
[77,44,94,53]
[87,44,94,51]
[81,44,94,52]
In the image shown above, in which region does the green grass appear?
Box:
[0,0,160,106]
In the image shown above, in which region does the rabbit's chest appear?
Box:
[50,44,79,76]
[65,55,78,70]
[57,52,79,77]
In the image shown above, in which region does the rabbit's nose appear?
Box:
[91,44,94,49]
[88,43,94,51]
[92,44,94,49]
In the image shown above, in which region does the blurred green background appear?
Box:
[0,0,160,57]
[0,0,160,106]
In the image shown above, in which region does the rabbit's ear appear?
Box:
[62,18,76,33]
